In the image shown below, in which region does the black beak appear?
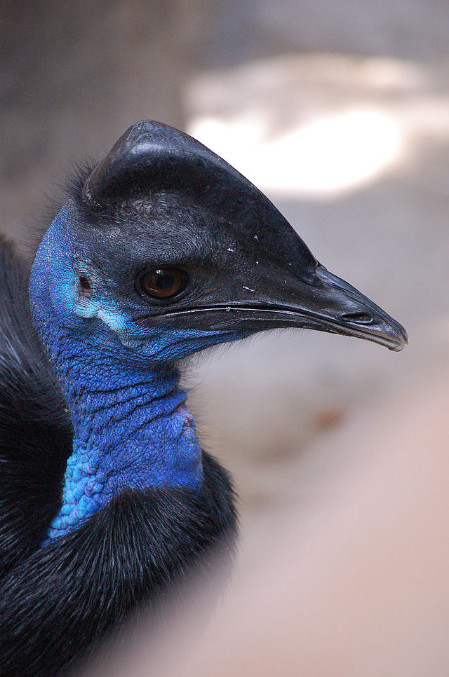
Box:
[143,264,407,353]
[276,264,408,352]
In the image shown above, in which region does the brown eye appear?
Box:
[139,268,188,300]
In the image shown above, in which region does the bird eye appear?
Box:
[78,275,93,299]
[139,268,188,300]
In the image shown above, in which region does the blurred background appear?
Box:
[2,2,449,672]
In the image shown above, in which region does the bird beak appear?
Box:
[145,264,407,352]
[264,264,408,352]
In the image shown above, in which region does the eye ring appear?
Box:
[138,267,189,301]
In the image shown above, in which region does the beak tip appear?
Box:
[387,324,408,352]
[390,341,406,353]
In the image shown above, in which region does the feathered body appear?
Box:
[0,121,406,676]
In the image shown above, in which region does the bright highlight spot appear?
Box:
[188,109,404,199]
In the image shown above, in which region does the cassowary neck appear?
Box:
[45,336,202,541]
[28,210,204,542]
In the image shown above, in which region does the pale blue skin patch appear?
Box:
[30,204,247,542]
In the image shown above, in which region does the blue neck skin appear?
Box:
[30,204,237,542]
[46,353,201,541]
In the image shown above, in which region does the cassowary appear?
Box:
[0,120,407,676]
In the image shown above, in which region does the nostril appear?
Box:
[342,312,373,325]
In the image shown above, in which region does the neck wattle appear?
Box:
[45,349,203,542]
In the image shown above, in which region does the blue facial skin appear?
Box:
[30,204,246,542]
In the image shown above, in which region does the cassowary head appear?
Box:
[30,120,407,366]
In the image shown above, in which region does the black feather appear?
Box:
[0,452,236,677]
[0,238,71,577]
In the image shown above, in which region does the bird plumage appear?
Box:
[0,238,71,576]
[0,120,406,676]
